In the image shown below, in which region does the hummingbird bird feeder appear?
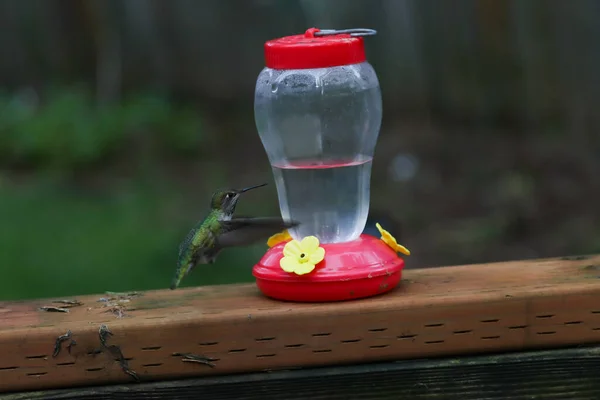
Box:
[252,28,409,302]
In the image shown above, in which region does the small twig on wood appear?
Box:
[39,306,69,313]
[173,352,217,368]
[52,299,83,308]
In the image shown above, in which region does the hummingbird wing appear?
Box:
[177,217,207,257]
[217,217,299,248]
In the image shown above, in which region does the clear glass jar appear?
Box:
[254,29,382,244]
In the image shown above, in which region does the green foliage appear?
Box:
[0,180,259,301]
[0,87,204,169]
[0,85,267,301]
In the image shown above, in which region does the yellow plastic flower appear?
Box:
[267,230,292,247]
[280,236,325,275]
[376,223,411,256]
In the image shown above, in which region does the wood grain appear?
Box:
[1,254,600,394]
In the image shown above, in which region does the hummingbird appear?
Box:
[171,183,299,289]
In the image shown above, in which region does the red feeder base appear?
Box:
[252,234,405,302]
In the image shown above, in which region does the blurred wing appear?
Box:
[218,217,299,248]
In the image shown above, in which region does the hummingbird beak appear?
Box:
[239,183,268,193]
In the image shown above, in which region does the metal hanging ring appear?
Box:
[313,28,377,37]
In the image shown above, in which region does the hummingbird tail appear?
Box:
[170,267,184,290]
[171,262,194,290]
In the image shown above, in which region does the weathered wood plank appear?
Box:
[3,346,600,399]
[1,255,600,394]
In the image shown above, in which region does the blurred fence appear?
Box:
[1,0,600,127]
[1,0,600,300]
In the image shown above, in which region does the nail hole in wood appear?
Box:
[536,314,554,319]
[341,339,362,343]
[228,348,247,353]
[142,363,163,367]
[509,325,528,330]
[25,355,47,359]
[453,330,472,334]
[312,333,331,337]
[424,323,444,328]
[313,349,332,353]
[256,354,276,358]
[368,328,387,332]
[141,346,162,351]
[398,334,417,339]
[481,319,500,323]
[255,337,275,342]
[56,362,75,366]
[27,372,47,377]
[199,342,218,346]
[86,367,104,372]
[369,344,389,349]
[564,321,583,325]
[537,331,556,335]
[424,340,444,344]
[284,344,304,348]
[481,336,500,340]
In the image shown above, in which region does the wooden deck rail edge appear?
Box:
[1,254,600,394]
[4,346,600,399]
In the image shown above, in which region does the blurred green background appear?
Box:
[1,0,599,300]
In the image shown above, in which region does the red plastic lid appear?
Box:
[253,234,403,282]
[264,28,367,70]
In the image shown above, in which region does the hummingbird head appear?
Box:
[210,183,268,216]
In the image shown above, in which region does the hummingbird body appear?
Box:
[177,210,227,267]
[171,183,298,290]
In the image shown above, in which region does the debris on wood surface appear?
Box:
[52,330,75,357]
[173,352,217,368]
[96,291,142,318]
[51,299,83,307]
[39,306,69,313]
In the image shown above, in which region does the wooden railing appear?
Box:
[1,255,600,398]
